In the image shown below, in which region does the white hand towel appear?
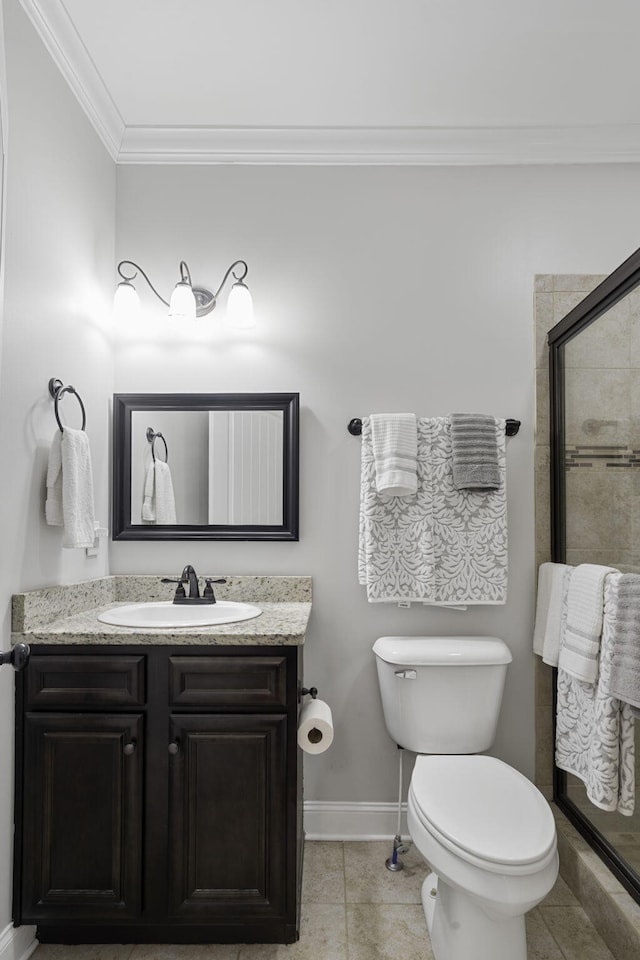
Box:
[45,431,63,526]
[142,461,156,522]
[369,413,418,497]
[60,427,95,549]
[153,460,177,524]
[558,563,617,684]
[533,562,572,666]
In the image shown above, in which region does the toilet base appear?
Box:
[421,874,527,960]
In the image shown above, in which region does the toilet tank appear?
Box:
[373,636,512,754]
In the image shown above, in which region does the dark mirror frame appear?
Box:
[112,392,299,541]
[548,244,640,905]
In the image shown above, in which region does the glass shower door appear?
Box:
[549,248,640,904]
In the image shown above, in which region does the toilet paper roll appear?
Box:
[297,698,334,754]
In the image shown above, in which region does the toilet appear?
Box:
[373,636,558,960]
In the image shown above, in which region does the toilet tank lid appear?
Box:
[373,636,512,666]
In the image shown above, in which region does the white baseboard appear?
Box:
[0,924,37,960]
[303,801,409,840]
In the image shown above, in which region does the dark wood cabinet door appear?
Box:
[168,713,287,920]
[20,713,143,922]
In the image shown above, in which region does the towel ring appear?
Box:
[146,427,168,463]
[48,378,86,432]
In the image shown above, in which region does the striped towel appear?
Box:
[558,563,617,684]
[601,573,640,712]
[369,414,418,497]
[449,413,500,490]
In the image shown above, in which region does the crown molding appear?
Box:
[17,1,640,166]
[19,0,124,160]
[119,122,640,165]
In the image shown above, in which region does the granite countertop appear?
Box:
[12,576,312,647]
[14,601,311,646]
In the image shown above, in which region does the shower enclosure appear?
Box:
[549,246,640,904]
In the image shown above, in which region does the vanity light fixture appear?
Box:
[113,259,254,327]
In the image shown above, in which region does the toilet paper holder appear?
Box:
[300,686,318,700]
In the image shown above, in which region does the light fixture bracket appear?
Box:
[192,286,217,316]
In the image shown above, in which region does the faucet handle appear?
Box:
[161,578,186,599]
[203,578,227,602]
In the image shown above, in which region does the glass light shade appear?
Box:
[168,280,196,321]
[113,281,141,322]
[226,281,254,328]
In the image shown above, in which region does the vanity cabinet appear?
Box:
[14,645,303,944]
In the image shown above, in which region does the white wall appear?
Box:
[113,162,640,808]
[0,0,115,935]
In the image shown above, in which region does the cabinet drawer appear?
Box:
[169,656,287,708]
[26,656,145,708]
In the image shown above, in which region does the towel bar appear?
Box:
[347,417,521,436]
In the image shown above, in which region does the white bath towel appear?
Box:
[45,431,63,526]
[142,459,177,524]
[558,563,617,684]
[369,413,418,497]
[533,562,573,667]
[45,427,95,549]
[142,461,156,522]
[358,417,507,604]
[556,572,635,815]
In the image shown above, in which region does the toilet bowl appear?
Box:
[408,754,558,960]
[372,636,558,960]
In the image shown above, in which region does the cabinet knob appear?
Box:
[123,741,136,756]
[168,741,180,756]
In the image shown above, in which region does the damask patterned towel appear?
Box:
[556,572,635,815]
[358,417,507,604]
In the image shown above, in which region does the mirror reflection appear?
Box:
[131,409,284,526]
[112,393,299,541]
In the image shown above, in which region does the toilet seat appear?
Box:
[410,755,556,870]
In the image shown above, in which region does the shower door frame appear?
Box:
[548,244,640,906]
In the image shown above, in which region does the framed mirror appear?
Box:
[112,393,299,540]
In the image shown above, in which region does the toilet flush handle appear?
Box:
[394,669,417,680]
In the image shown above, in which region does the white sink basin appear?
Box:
[97,601,262,629]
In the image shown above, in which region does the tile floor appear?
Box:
[30,841,617,960]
